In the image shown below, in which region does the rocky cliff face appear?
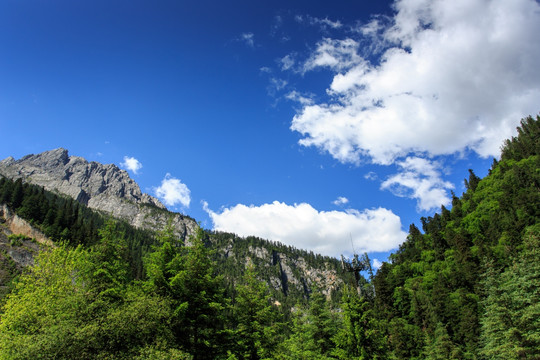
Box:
[0,149,197,239]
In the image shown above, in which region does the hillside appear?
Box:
[0,156,349,304]
[0,115,538,359]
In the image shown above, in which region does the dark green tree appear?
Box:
[332,286,387,359]
[145,225,228,359]
[231,264,282,360]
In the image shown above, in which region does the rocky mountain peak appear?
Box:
[0,149,196,239]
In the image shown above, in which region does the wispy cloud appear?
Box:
[120,156,142,174]
[295,15,343,30]
[285,91,314,106]
[203,200,406,257]
[280,54,295,71]
[154,173,191,208]
[267,77,288,96]
[238,32,255,48]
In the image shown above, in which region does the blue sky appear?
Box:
[1,0,539,264]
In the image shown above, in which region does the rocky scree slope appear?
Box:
[0,148,197,240]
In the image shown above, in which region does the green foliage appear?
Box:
[279,291,339,359]
[332,286,388,359]
[479,225,540,359]
[370,115,540,359]
[229,264,282,360]
[0,239,174,359]
[145,225,229,359]
[500,115,540,162]
[0,114,538,359]
[7,233,31,247]
[0,176,157,279]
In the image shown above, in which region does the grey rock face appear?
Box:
[0,148,197,239]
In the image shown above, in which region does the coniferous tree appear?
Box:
[332,286,387,359]
[231,264,282,360]
[280,291,338,359]
[480,225,540,359]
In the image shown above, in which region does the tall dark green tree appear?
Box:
[230,264,282,360]
[332,286,387,359]
[145,225,228,359]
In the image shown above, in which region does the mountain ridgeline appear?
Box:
[0,115,538,359]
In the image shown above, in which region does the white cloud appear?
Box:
[381,157,454,211]
[303,38,364,73]
[364,171,378,181]
[120,156,142,174]
[203,201,407,258]
[332,196,349,206]
[372,258,383,270]
[154,173,191,208]
[291,0,540,165]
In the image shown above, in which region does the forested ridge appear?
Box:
[0,115,538,359]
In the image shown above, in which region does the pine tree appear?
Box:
[280,291,338,359]
[332,286,387,359]
[145,226,228,359]
[231,264,282,360]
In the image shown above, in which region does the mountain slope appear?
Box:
[0,148,197,240]
[0,150,349,302]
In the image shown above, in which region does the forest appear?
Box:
[0,115,538,359]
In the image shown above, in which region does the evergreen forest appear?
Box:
[0,115,538,359]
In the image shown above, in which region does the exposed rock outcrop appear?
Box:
[0,149,197,240]
[0,204,50,297]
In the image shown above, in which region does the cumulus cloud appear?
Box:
[154,174,191,208]
[203,201,407,258]
[291,0,540,165]
[332,196,349,206]
[120,156,142,174]
[381,157,454,211]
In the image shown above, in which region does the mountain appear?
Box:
[0,148,197,240]
[0,149,348,302]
